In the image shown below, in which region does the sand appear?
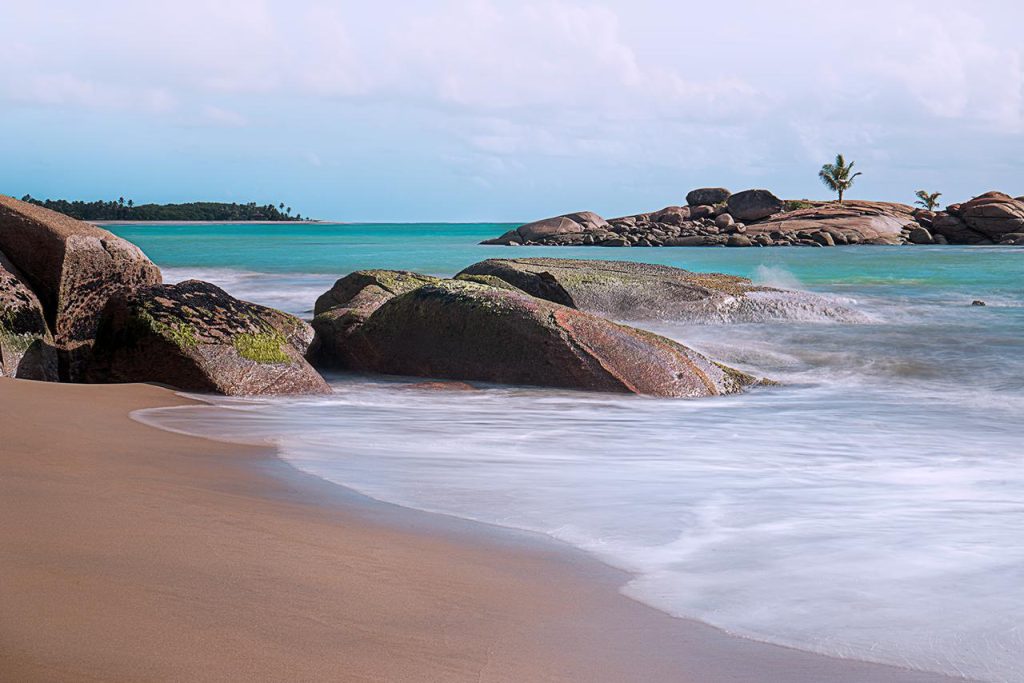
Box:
[0,378,960,682]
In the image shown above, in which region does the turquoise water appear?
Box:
[117,223,1024,682]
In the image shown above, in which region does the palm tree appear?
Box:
[914,190,942,211]
[819,154,862,203]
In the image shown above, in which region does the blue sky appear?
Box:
[1,0,1021,221]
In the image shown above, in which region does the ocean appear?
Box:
[114,222,1024,682]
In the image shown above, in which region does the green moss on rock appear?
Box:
[233,330,290,363]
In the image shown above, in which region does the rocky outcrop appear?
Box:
[745,201,917,245]
[481,187,1024,248]
[311,270,439,367]
[726,189,784,222]
[686,187,731,206]
[332,279,759,398]
[0,194,162,379]
[88,280,329,396]
[482,211,612,246]
[957,192,1024,241]
[456,258,866,323]
[0,252,58,380]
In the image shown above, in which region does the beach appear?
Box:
[0,376,960,682]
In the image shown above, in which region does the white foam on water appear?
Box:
[137,260,1024,682]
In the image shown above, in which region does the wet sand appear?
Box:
[0,378,962,682]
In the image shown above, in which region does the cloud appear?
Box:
[200,106,248,127]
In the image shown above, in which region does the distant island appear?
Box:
[18,195,309,222]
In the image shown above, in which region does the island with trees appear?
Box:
[17,196,309,222]
[482,153,1024,248]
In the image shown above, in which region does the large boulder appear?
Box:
[958,192,1024,240]
[0,195,162,379]
[88,280,329,396]
[726,189,785,222]
[686,187,731,206]
[337,279,758,398]
[929,213,990,244]
[481,211,610,245]
[311,270,439,368]
[745,201,915,244]
[456,258,867,323]
[0,252,58,380]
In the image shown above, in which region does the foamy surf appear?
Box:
[114,225,1023,683]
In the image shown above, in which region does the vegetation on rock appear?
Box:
[914,190,943,211]
[819,154,862,203]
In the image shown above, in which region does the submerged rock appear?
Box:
[89,280,329,396]
[456,258,866,323]
[0,194,162,379]
[338,279,759,398]
[0,251,58,380]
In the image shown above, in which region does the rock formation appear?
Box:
[957,192,1024,241]
[481,188,1024,248]
[311,270,439,368]
[0,251,58,380]
[88,280,330,396]
[726,189,785,222]
[456,258,866,323]
[317,278,758,397]
[0,194,162,379]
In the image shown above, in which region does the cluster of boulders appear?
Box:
[483,188,1024,247]
[1,191,799,398]
[0,195,328,395]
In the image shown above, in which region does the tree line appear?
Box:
[19,196,307,222]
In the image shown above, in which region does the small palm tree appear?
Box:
[819,154,862,203]
[914,190,942,211]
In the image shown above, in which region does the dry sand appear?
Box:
[0,378,961,682]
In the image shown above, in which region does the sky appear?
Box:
[1,0,1022,222]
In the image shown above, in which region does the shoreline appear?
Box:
[0,378,964,682]
[91,220,335,226]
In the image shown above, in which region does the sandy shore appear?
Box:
[0,378,960,682]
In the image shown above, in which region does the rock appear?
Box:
[88,280,330,396]
[341,279,758,398]
[650,206,691,226]
[456,258,867,323]
[311,270,440,368]
[745,201,915,245]
[810,231,835,247]
[481,211,609,246]
[930,213,990,244]
[663,236,714,247]
[689,205,715,220]
[908,227,934,245]
[999,232,1024,245]
[0,251,58,380]
[0,194,162,379]
[913,210,936,227]
[932,233,949,245]
[972,300,986,307]
[726,189,785,222]
[958,192,1024,240]
[715,213,736,230]
[686,187,731,206]
[726,234,752,247]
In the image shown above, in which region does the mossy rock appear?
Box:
[311,269,439,369]
[0,251,58,380]
[342,279,762,398]
[88,280,328,396]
